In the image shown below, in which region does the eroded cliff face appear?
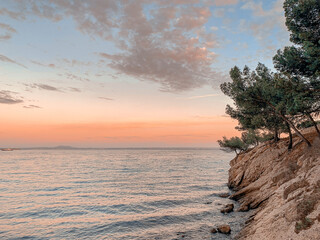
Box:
[228,128,320,240]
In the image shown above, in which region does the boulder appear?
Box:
[220,203,234,213]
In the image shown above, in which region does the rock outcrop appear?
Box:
[228,127,320,240]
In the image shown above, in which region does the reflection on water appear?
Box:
[0,149,246,239]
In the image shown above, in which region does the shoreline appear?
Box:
[227,128,320,239]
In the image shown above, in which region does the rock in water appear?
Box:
[218,193,230,198]
[218,224,231,234]
[220,203,234,213]
[210,228,217,233]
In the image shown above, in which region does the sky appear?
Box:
[0,0,290,148]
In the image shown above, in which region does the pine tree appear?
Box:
[221,64,312,148]
[273,0,320,136]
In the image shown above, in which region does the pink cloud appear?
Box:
[213,0,238,6]
[0,90,23,104]
[0,23,16,40]
[2,0,223,91]
[0,54,27,68]
[240,0,288,50]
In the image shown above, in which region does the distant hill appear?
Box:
[20,146,78,150]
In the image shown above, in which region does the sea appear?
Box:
[0,148,247,240]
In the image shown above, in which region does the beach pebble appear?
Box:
[210,228,217,233]
[218,224,231,234]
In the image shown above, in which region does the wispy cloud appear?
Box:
[2,0,222,92]
[98,2,219,92]
[0,22,16,40]
[31,60,56,68]
[187,94,220,99]
[213,0,238,6]
[62,73,90,82]
[240,0,288,49]
[23,104,41,109]
[0,90,23,104]
[0,54,27,68]
[99,97,114,101]
[27,83,62,92]
[0,8,26,20]
[59,58,92,67]
[0,0,285,92]
[69,87,81,92]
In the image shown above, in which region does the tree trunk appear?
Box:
[274,128,279,143]
[234,150,239,159]
[307,113,320,137]
[256,97,312,147]
[285,122,293,150]
[279,114,311,147]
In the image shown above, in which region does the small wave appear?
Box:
[69,210,213,239]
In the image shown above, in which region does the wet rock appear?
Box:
[237,204,249,212]
[218,193,230,198]
[218,224,231,234]
[210,228,217,233]
[220,203,234,213]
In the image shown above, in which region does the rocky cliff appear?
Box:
[228,127,320,240]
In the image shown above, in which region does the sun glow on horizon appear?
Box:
[0,0,288,147]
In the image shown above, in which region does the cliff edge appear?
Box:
[228,127,320,240]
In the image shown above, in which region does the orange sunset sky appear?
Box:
[0,0,289,147]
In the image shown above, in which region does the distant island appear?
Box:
[0,146,78,151]
[1,148,16,151]
[22,145,78,150]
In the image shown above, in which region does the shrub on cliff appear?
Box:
[241,129,271,146]
[217,136,248,155]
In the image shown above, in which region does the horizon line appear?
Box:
[1,146,220,150]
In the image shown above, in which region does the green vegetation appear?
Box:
[217,136,247,155]
[218,0,320,152]
[218,129,269,156]
[295,217,314,234]
[298,120,320,130]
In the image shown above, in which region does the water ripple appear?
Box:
[0,149,246,239]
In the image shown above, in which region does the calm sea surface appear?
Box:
[0,149,247,239]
